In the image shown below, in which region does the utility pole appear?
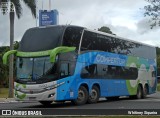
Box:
[49,0,51,10]
[8,1,14,98]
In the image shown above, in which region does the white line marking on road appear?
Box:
[128,99,160,102]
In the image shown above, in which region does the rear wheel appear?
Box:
[73,86,88,105]
[39,101,53,105]
[136,85,143,99]
[142,84,148,98]
[87,86,100,104]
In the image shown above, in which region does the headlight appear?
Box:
[45,81,65,90]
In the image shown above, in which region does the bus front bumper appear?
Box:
[14,88,57,101]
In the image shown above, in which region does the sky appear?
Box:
[0,0,160,47]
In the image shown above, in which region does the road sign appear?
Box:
[39,10,59,26]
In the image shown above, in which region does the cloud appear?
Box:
[0,14,9,46]
[136,18,160,34]
[105,19,160,47]
[0,0,159,48]
[0,1,36,46]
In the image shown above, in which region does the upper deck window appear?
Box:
[19,26,64,52]
[80,30,156,59]
[63,27,83,50]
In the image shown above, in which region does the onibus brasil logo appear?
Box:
[0,2,15,13]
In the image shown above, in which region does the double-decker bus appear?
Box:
[3,25,157,105]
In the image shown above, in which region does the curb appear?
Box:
[0,98,37,103]
[0,98,14,100]
[0,98,16,103]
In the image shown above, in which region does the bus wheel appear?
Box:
[142,85,148,98]
[136,85,142,99]
[73,86,88,105]
[39,101,53,105]
[87,86,100,104]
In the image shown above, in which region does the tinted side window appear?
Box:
[81,31,156,59]
[97,34,115,52]
[81,64,138,80]
[63,27,83,49]
[97,34,141,55]
[81,64,97,78]
[112,66,138,80]
[81,31,98,51]
[59,62,70,78]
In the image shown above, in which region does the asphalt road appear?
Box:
[0,92,160,109]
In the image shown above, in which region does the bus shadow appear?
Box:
[21,96,152,108]
[21,101,76,108]
[98,96,152,103]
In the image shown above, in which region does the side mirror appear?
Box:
[50,46,76,63]
[3,50,17,64]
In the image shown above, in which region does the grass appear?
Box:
[0,88,8,98]
[18,115,160,118]
[73,115,159,118]
[0,116,159,118]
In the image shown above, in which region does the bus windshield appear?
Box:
[16,57,53,81]
[19,26,64,52]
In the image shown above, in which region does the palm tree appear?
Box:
[0,0,36,97]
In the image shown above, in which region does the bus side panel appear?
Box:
[126,56,157,95]
[148,59,157,94]
[76,52,130,97]
[100,79,129,97]
[113,80,129,96]
[56,76,77,101]
[74,61,130,97]
[56,51,157,101]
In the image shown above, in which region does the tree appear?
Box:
[0,42,19,89]
[98,26,112,34]
[0,46,9,89]
[144,0,160,28]
[98,26,115,35]
[0,0,36,97]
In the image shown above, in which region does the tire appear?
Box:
[39,101,53,105]
[136,85,142,99]
[142,85,148,98]
[87,86,100,104]
[73,86,89,105]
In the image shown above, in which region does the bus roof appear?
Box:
[41,25,155,48]
[85,28,155,48]
[22,25,155,50]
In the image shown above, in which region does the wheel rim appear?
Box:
[77,90,85,102]
[90,89,97,100]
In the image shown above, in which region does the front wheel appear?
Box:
[73,86,88,105]
[39,101,53,106]
[87,86,100,104]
